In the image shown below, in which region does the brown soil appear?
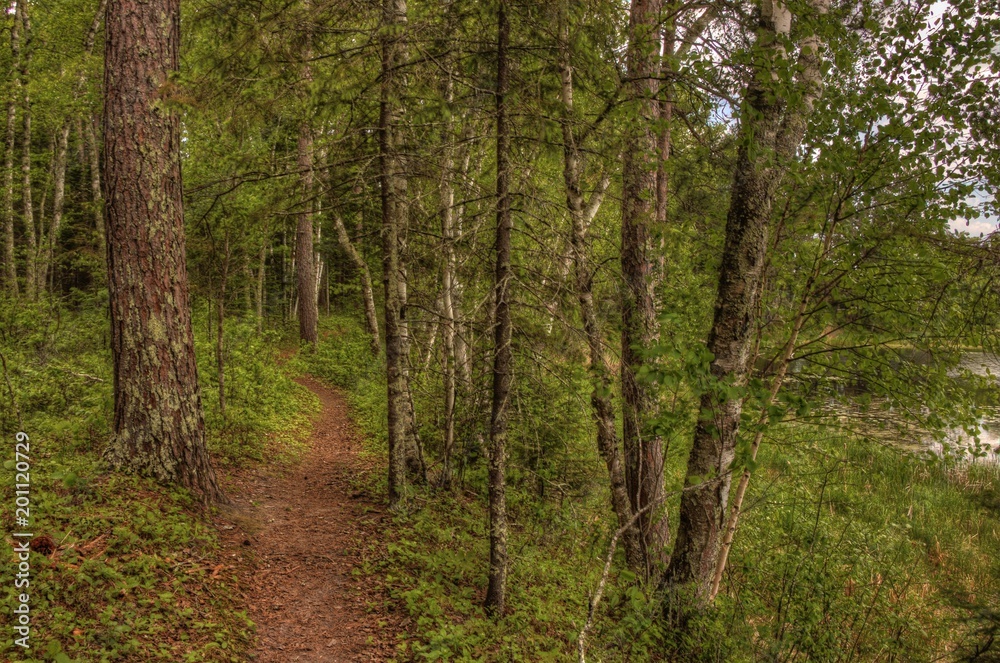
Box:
[214,376,400,662]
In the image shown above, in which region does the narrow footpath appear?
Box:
[214,376,399,662]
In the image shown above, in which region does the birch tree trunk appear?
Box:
[40,124,69,292]
[333,213,380,354]
[217,235,230,419]
[85,117,104,250]
[666,0,829,604]
[3,1,21,297]
[79,0,109,254]
[438,83,459,487]
[296,121,318,344]
[559,5,643,574]
[102,0,224,503]
[19,2,36,301]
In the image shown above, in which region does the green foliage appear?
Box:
[192,310,316,465]
[664,427,1000,662]
[0,467,253,662]
[381,496,606,662]
[301,306,1000,661]
[0,297,310,661]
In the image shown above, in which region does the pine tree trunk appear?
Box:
[102,0,224,504]
[381,0,409,508]
[620,0,669,576]
[666,0,828,604]
[295,0,317,345]
[296,121,318,344]
[484,0,511,617]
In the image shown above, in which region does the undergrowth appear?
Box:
[303,314,1000,662]
[0,295,310,662]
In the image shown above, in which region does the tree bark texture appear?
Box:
[620,0,669,576]
[484,0,511,617]
[438,76,459,488]
[666,0,829,603]
[381,0,409,508]
[559,6,643,574]
[296,122,318,344]
[102,0,224,503]
[295,1,318,344]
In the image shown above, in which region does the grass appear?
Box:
[0,296,312,662]
[299,314,1000,662]
[8,300,997,661]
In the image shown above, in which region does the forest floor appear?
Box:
[212,375,401,662]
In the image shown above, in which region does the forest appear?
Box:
[2,0,1000,660]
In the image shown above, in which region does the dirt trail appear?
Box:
[215,376,398,662]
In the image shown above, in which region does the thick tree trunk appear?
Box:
[620,0,669,577]
[558,7,643,573]
[3,1,20,298]
[296,122,318,344]
[295,0,318,344]
[666,0,828,604]
[485,0,511,617]
[333,214,380,354]
[102,0,224,503]
[381,0,409,508]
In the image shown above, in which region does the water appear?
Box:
[931,352,1000,464]
[813,351,1000,464]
